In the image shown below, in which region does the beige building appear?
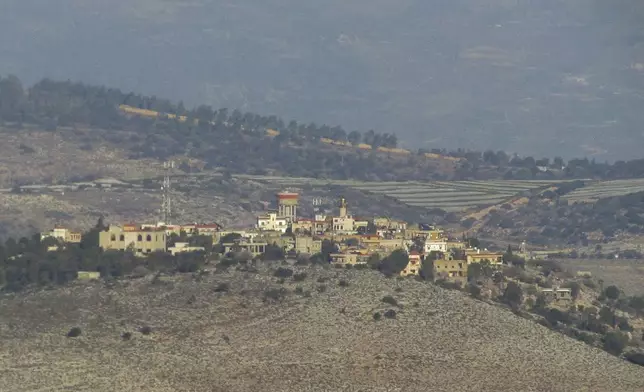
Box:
[400,251,422,277]
[222,237,268,257]
[330,251,369,265]
[294,236,322,254]
[41,227,82,243]
[434,255,468,283]
[465,249,504,266]
[99,224,167,256]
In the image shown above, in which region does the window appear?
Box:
[110,234,116,241]
[119,235,124,241]
[137,235,143,241]
[146,234,152,242]
[146,249,151,253]
[137,248,143,253]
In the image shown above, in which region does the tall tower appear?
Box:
[277,191,299,223]
[161,160,175,224]
[339,197,348,218]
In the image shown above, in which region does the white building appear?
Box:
[168,242,206,256]
[256,212,288,233]
[424,238,448,254]
[40,227,82,243]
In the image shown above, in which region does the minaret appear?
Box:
[339,197,348,218]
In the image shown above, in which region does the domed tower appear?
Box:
[277,191,299,223]
[339,197,348,218]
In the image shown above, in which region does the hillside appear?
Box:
[3,0,644,159]
[1,266,644,391]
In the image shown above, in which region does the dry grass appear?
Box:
[1,267,643,391]
[0,126,161,187]
[563,258,644,295]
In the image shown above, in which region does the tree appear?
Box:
[378,249,409,277]
[604,285,620,301]
[502,281,523,308]
[603,331,628,356]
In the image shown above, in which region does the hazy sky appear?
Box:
[1,0,643,159]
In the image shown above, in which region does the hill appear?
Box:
[3,0,644,159]
[1,266,644,391]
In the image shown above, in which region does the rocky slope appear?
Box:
[1,267,643,391]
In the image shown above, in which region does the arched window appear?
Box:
[110,234,116,241]
[146,235,152,242]
[119,235,125,241]
[137,234,143,241]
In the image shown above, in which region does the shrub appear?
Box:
[293,272,308,282]
[263,288,288,302]
[625,352,644,367]
[214,282,230,293]
[317,285,327,293]
[381,295,399,307]
[66,327,82,338]
[274,267,294,278]
[576,332,596,345]
[603,331,629,356]
[384,309,397,319]
[121,332,132,341]
[139,326,153,335]
[338,279,350,287]
[468,284,482,298]
[345,264,353,269]
[354,264,368,270]
[373,312,382,321]
[294,286,304,295]
[334,264,344,269]
[317,277,329,283]
[604,285,620,301]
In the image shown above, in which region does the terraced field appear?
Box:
[236,175,568,211]
[562,179,644,203]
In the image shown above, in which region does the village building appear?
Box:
[256,212,288,233]
[40,227,82,243]
[168,242,206,256]
[465,249,504,266]
[98,224,167,256]
[400,250,422,277]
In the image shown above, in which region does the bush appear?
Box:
[354,264,368,270]
[384,309,397,319]
[381,295,399,307]
[334,264,344,269]
[576,332,596,345]
[317,277,329,283]
[338,279,349,287]
[468,284,482,298]
[294,286,304,295]
[214,282,230,292]
[373,312,382,321]
[345,264,353,269]
[274,267,294,278]
[317,285,327,293]
[604,285,620,300]
[293,272,308,282]
[603,331,629,356]
[121,332,132,341]
[263,288,288,302]
[139,326,153,335]
[66,327,82,338]
[625,352,644,367]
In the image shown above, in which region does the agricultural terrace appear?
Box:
[236,175,569,211]
[562,179,644,203]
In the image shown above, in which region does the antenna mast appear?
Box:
[162,160,174,224]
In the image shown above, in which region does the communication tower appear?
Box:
[161,160,175,224]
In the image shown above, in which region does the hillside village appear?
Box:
[21,190,644,365]
[40,190,508,283]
